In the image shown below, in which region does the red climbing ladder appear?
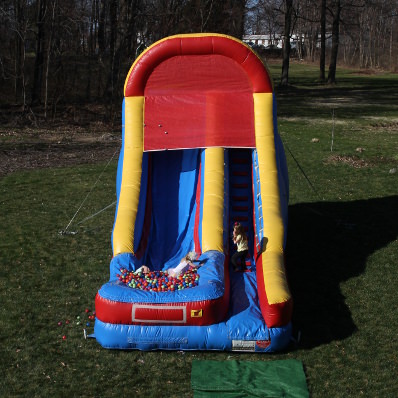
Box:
[229,149,254,271]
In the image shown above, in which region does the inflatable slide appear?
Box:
[94,34,293,352]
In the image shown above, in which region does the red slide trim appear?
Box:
[194,162,202,254]
[255,252,293,327]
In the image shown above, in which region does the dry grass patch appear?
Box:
[280,116,351,126]
[0,127,120,177]
[325,154,398,169]
[367,118,398,132]
[325,154,370,168]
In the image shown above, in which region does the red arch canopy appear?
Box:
[124,34,274,151]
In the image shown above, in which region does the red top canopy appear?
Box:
[124,34,273,151]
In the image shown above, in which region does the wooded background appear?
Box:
[1,0,397,123]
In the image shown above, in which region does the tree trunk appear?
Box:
[108,0,117,96]
[281,0,293,86]
[319,0,326,81]
[98,0,106,58]
[31,0,47,106]
[14,0,26,105]
[327,0,341,84]
[390,17,393,70]
[44,0,56,119]
[86,0,100,101]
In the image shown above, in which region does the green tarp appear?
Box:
[191,359,309,398]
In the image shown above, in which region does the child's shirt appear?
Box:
[236,234,248,251]
[168,260,190,277]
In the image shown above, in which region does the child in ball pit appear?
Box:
[117,252,200,292]
[167,252,197,278]
[132,252,197,277]
[134,265,150,274]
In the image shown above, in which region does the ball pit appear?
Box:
[116,266,200,292]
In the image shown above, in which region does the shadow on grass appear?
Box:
[286,195,398,348]
[275,81,398,119]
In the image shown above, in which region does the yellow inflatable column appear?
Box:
[112,96,144,256]
[201,147,224,253]
[253,93,291,305]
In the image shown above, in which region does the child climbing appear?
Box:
[231,222,248,271]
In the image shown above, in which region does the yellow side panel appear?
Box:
[254,93,291,304]
[112,96,144,255]
[201,147,224,253]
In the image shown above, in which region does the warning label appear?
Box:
[232,340,256,352]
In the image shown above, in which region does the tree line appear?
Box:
[248,0,398,84]
[1,0,397,122]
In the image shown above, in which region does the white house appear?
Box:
[242,34,283,48]
[243,33,332,50]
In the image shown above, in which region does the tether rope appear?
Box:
[76,200,117,226]
[60,149,118,235]
[282,139,323,201]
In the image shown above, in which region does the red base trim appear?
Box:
[95,292,229,326]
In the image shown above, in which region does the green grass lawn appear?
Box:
[1,63,397,397]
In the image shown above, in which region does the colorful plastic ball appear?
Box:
[117,266,200,292]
